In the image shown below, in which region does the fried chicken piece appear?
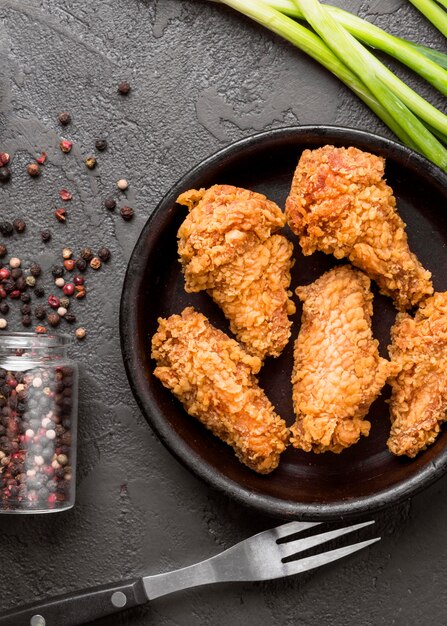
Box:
[177,184,295,360]
[151,307,289,473]
[290,265,395,454]
[387,292,447,457]
[285,145,433,310]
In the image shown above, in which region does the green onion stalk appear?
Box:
[407,0,447,38]
[210,0,447,170]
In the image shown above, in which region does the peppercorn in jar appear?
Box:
[0,333,78,513]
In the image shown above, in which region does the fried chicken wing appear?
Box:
[285,145,433,310]
[387,292,447,457]
[151,307,289,473]
[177,184,295,360]
[290,265,395,454]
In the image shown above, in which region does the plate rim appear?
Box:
[120,124,447,520]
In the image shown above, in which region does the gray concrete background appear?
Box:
[1,1,447,624]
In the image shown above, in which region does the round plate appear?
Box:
[120,126,447,520]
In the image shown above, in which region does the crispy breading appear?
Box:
[285,145,433,310]
[177,184,295,360]
[387,292,447,457]
[290,265,395,454]
[151,307,289,473]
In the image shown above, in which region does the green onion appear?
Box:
[266,0,447,90]
[211,0,447,169]
[407,0,447,37]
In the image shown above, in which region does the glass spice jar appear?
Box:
[0,333,78,513]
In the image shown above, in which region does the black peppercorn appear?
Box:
[118,81,131,94]
[2,280,14,294]
[47,312,60,327]
[29,263,42,277]
[41,229,51,243]
[64,312,76,324]
[11,268,22,280]
[58,111,71,126]
[0,222,13,237]
[80,247,93,261]
[0,246,6,259]
[104,197,116,211]
[20,304,31,315]
[21,315,32,327]
[34,286,45,298]
[0,168,11,184]
[51,265,64,278]
[13,276,26,292]
[20,293,31,303]
[95,139,108,151]
[0,303,9,315]
[120,206,134,221]
[34,305,46,320]
[12,219,26,233]
[75,258,87,272]
[97,247,110,262]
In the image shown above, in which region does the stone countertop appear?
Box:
[1,1,447,624]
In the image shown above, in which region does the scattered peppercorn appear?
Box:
[0,222,13,237]
[12,219,26,233]
[11,268,22,280]
[20,293,31,303]
[26,163,41,177]
[59,296,70,309]
[118,81,131,95]
[97,247,110,262]
[51,265,64,278]
[59,140,73,153]
[25,276,36,288]
[55,278,65,288]
[117,178,128,191]
[21,315,32,327]
[85,156,97,170]
[0,319,8,330]
[47,295,60,309]
[0,245,7,258]
[80,247,93,261]
[0,167,11,184]
[75,327,86,340]
[15,277,27,292]
[41,230,51,243]
[62,248,72,259]
[0,303,9,315]
[55,208,67,222]
[89,257,101,270]
[58,111,71,125]
[36,152,47,165]
[57,306,67,317]
[75,258,87,272]
[104,197,116,211]
[63,260,75,271]
[34,305,46,320]
[35,325,47,334]
[64,312,76,324]
[59,189,72,202]
[120,206,134,221]
[95,139,107,151]
[74,286,86,299]
[47,313,60,327]
[0,268,10,280]
[30,263,42,277]
[9,257,21,269]
[20,303,31,315]
[0,153,10,167]
[34,286,45,298]
[73,276,84,286]
[63,283,75,296]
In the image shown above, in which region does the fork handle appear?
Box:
[0,578,148,626]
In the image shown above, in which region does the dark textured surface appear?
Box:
[1,1,447,624]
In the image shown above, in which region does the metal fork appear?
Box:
[0,520,379,626]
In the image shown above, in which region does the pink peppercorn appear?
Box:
[0,268,10,280]
[73,275,84,286]
[47,295,60,309]
[62,283,75,296]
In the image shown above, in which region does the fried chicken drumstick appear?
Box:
[285,145,433,310]
[388,292,447,458]
[177,185,295,360]
[290,265,395,454]
[151,307,289,473]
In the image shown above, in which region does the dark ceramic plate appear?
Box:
[120,126,447,520]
